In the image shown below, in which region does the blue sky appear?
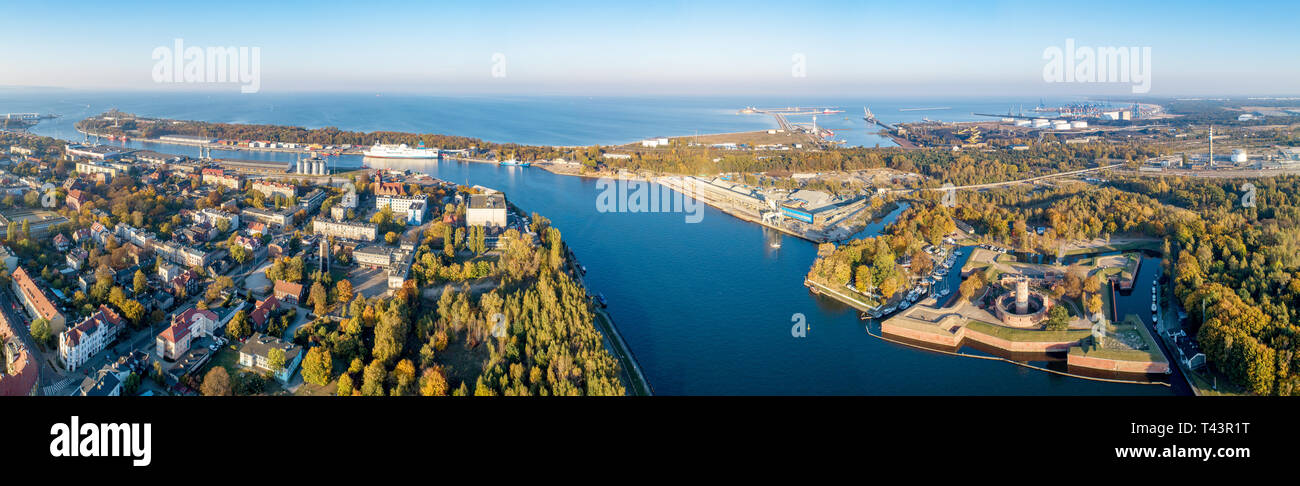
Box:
[1,0,1297,96]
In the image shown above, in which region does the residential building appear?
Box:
[237,332,303,384]
[376,194,428,225]
[312,217,377,241]
[249,295,281,331]
[155,307,218,361]
[1,314,39,396]
[251,180,296,200]
[78,370,122,397]
[197,208,240,230]
[246,221,267,236]
[66,248,87,270]
[339,187,358,209]
[272,280,303,304]
[58,305,124,372]
[241,207,293,227]
[11,267,65,333]
[65,189,89,210]
[157,263,181,283]
[297,188,327,214]
[467,193,508,228]
[201,168,242,190]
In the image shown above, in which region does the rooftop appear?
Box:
[469,193,506,210]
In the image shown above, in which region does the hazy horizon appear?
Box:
[2,0,1298,96]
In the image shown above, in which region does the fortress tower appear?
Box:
[1016,278,1030,314]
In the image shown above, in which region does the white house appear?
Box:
[58,305,124,372]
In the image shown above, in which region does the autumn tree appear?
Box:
[226,310,251,340]
[361,359,386,396]
[133,270,147,297]
[201,367,232,396]
[302,347,332,386]
[335,279,353,310]
[309,280,328,316]
[419,366,449,396]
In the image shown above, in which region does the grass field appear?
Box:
[1063,239,1162,256]
[965,320,1090,342]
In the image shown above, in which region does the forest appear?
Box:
[285,211,625,396]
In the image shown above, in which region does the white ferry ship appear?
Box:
[363,141,440,159]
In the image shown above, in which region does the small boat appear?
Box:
[770,241,781,249]
[579,265,587,275]
[595,293,608,308]
[899,301,911,310]
[499,159,531,167]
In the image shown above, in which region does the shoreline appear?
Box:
[75,127,365,156]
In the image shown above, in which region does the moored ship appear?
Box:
[363,141,440,159]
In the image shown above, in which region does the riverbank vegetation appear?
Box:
[294,211,624,396]
[807,204,956,305]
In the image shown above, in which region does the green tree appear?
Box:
[361,359,386,396]
[267,348,286,377]
[29,318,53,348]
[336,373,354,396]
[133,270,147,297]
[372,307,407,365]
[1045,304,1071,331]
[226,310,251,340]
[302,347,332,386]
